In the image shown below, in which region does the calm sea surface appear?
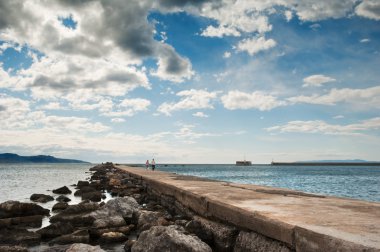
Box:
[0,163,379,204]
[154,164,380,202]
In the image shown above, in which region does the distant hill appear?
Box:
[298,159,379,163]
[0,153,89,164]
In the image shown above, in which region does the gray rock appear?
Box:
[90,197,139,229]
[0,201,49,218]
[82,191,102,202]
[76,181,90,188]
[89,224,134,238]
[0,215,43,228]
[233,231,291,252]
[74,186,96,196]
[132,225,212,252]
[56,195,71,203]
[49,229,89,245]
[137,210,169,232]
[50,202,99,227]
[41,243,105,252]
[37,222,74,239]
[0,227,41,246]
[99,231,127,243]
[186,215,238,252]
[52,202,68,211]
[52,186,72,195]
[30,194,54,203]
[0,245,28,252]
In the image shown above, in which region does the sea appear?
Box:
[0,163,379,206]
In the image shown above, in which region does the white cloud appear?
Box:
[192,112,209,118]
[223,51,231,58]
[236,36,276,56]
[333,115,345,119]
[266,117,380,136]
[40,102,64,110]
[157,89,218,116]
[355,0,380,20]
[284,10,293,22]
[360,38,371,43]
[221,90,286,111]
[288,86,380,108]
[201,26,241,37]
[309,23,321,30]
[302,74,336,87]
[111,118,126,123]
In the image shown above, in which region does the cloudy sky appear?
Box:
[0,0,379,163]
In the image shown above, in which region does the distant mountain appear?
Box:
[299,159,376,163]
[0,153,89,164]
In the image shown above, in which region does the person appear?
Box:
[151,158,156,171]
[145,159,149,170]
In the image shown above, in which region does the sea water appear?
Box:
[155,164,380,202]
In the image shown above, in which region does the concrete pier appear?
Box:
[116,165,380,251]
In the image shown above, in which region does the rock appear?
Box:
[124,239,136,252]
[30,194,54,203]
[89,224,134,238]
[56,195,71,203]
[90,197,139,229]
[49,229,89,245]
[82,191,102,202]
[50,202,99,227]
[0,215,43,228]
[137,210,169,232]
[52,202,68,211]
[233,231,291,252]
[0,245,28,252]
[186,216,238,252]
[0,201,50,218]
[66,243,105,252]
[0,227,41,246]
[37,222,74,239]
[175,219,189,227]
[131,225,212,252]
[76,181,90,188]
[74,186,96,196]
[99,231,127,243]
[52,186,72,195]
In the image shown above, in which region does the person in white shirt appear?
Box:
[151,158,156,171]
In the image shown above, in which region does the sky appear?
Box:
[0,0,379,164]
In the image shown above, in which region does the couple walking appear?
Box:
[145,158,156,171]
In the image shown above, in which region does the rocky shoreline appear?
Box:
[0,163,291,252]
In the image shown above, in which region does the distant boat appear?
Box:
[236,160,252,166]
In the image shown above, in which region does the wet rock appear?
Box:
[233,231,291,252]
[37,222,74,239]
[124,239,136,252]
[66,243,105,252]
[49,229,89,245]
[52,186,72,195]
[175,219,189,227]
[132,225,212,252]
[0,245,28,252]
[52,202,69,211]
[82,191,102,202]
[0,215,43,228]
[50,202,99,227]
[90,224,134,238]
[186,216,238,252]
[137,210,169,232]
[74,186,96,196]
[0,227,41,246]
[56,195,71,203]
[0,201,49,218]
[30,194,54,203]
[90,197,139,229]
[99,231,127,243]
[76,181,90,188]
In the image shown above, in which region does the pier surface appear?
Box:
[117,165,380,251]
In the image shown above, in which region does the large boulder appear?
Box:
[41,243,105,252]
[30,194,54,203]
[132,225,212,252]
[76,181,90,188]
[52,202,69,211]
[37,222,74,239]
[0,215,43,228]
[90,197,139,229]
[74,186,96,196]
[99,231,127,243]
[0,201,49,218]
[233,231,291,252]
[137,210,169,232]
[49,230,89,245]
[50,202,99,227]
[0,228,41,246]
[0,245,28,252]
[82,191,102,202]
[52,186,72,195]
[89,224,134,238]
[185,216,238,252]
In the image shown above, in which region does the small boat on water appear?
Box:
[236,160,252,166]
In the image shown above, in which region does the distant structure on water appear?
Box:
[236,160,252,166]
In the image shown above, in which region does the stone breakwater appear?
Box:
[0,163,379,252]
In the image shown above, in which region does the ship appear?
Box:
[236,160,252,166]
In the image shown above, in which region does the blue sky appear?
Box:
[0,0,379,163]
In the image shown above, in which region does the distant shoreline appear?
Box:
[271,162,380,166]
